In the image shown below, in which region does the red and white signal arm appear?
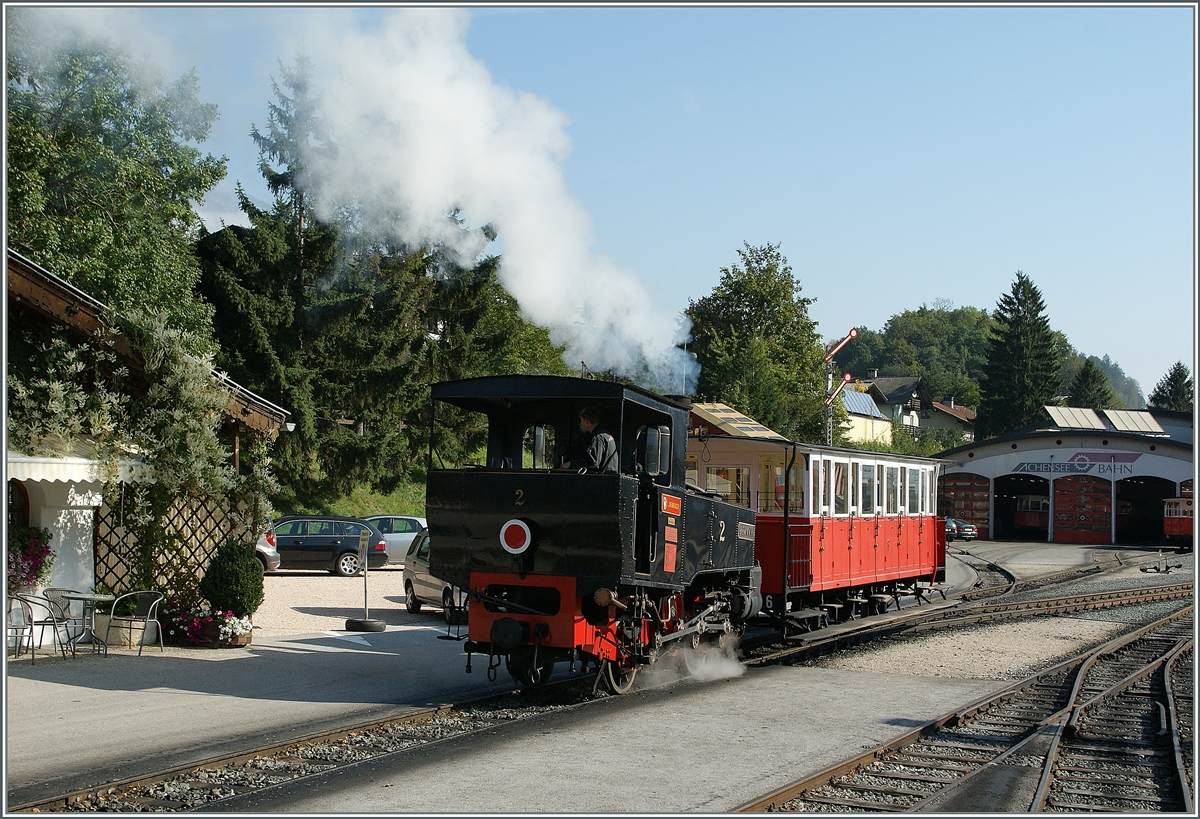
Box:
[500,519,533,555]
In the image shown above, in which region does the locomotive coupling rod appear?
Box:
[594,588,628,611]
[657,604,722,645]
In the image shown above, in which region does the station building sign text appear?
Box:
[1012,452,1141,476]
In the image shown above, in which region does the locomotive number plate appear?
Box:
[738,522,755,541]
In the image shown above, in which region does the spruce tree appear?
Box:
[1068,359,1116,410]
[1148,362,1193,412]
[977,272,1059,438]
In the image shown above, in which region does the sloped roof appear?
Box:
[932,401,977,423]
[840,389,886,419]
[690,403,787,440]
[7,248,289,435]
[864,376,929,405]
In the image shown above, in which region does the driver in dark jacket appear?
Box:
[563,407,617,472]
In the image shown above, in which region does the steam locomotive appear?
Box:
[425,375,945,694]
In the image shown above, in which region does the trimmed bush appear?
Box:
[198,540,264,618]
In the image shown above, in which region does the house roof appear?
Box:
[863,376,932,407]
[7,248,290,435]
[840,389,886,419]
[932,401,977,423]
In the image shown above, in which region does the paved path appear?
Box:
[4,542,1169,808]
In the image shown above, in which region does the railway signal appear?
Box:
[824,327,858,446]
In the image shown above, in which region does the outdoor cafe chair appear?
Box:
[7,596,34,661]
[15,594,71,662]
[104,590,165,655]
[43,587,87,655]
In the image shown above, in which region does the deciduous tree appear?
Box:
[6,14,226,347]
[687,243,826,441]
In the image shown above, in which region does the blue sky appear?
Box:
[16,5,1196,397]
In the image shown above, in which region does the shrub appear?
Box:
[198,540,264,618]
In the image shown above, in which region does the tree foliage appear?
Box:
[198,58,567,510]
[1068,359,1117,411]
[1148,362,1193,413]
[687,243,827,442]
[6,14,226,347]
[837,301,991,409]
[976,272,1060,439]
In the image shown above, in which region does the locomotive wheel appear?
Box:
[506,647,553,688]
[603,660,637,694]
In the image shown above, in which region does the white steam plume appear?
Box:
[295,9,698,392]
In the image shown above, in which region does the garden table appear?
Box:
[60,592,116,655]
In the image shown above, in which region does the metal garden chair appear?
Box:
[43,587,87,656]
[104,590,165,655]
[15,594,71,662]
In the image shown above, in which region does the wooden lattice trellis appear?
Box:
[93,483,255,607]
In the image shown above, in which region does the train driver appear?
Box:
[562,407,618,473]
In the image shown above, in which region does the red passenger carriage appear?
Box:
[687,403,947,625]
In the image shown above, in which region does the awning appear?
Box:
[7,452,102,483]
[7,439,147,483]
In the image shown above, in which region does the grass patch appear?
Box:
[283,480,426,519]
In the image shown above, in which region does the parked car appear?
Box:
[948,518,978,542]
[402,529,466,624]
[255,528,281,573]
[363,515,427,564]
[256,516,389,576]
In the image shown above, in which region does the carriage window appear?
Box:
[861,464,875,515]
[822,460,832,511]
[812,460,822,512]
[886,467,899,514]
[758,454,802,513]
[850,463,859,511]
[833,462,848,515]
[908,468,920,513]
[876,465,884,510]
[707,467,750,508]
[522,425,556,469]
[919,470,928,514]
[686,453,699,487]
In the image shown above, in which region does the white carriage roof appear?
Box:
[690,403,787,441]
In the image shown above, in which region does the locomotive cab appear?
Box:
[425,375,760,693]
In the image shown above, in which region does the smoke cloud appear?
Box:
[288,9,699,392]
[14,7,699,393]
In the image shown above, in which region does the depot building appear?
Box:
[937,406,1193,544]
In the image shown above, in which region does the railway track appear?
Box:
[11,575,1191,813]
[737,606,1195,812]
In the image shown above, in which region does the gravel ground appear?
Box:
[252,566,415,637]
[809,616,1129,681]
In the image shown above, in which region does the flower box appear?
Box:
[198,620,253,648]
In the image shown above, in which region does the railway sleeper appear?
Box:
[833,781,935,797]
[1057,771,1169,789]
[884,757,975,773]
[862,768,962,784]
[793,793,911,811]
[1053,787,1180,807]
[1047,796,1179,812]
[897,748,995,764]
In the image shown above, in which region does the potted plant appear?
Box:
[193,539,264,647]
[7,526,54,595]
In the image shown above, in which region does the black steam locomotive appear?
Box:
[426,375,761,693]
